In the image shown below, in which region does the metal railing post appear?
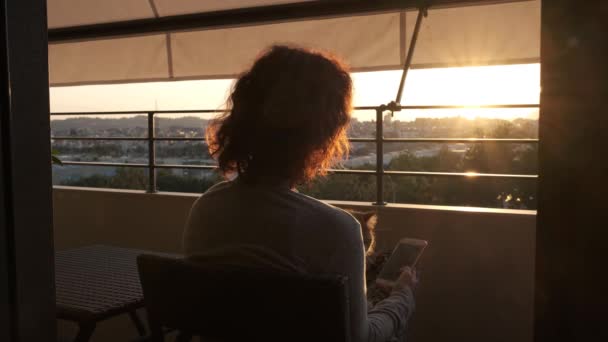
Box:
[395,5,427,104]
[147,112,157,193]
[374,108,386,205]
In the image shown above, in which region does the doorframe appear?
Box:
[0,0,55,340]
[536,0,608,341]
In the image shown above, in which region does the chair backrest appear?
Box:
[137,254,351,342]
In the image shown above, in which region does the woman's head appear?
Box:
[206,45,353,186]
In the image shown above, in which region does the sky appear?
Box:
[50,63,540,122]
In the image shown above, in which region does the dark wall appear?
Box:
[343,204,536,342]
[536,1,608,341]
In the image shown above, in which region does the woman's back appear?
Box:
[183,180,361,275]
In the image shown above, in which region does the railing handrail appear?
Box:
[51,105,540,203]
[49,103,540,116]
[51,136,540,143]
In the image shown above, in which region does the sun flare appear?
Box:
[351,63,540,121]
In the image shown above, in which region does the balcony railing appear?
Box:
[51,104,539,205]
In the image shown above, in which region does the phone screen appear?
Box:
[377,242,424,282]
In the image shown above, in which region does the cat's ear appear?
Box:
[363,212,378,230]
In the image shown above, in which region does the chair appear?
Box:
[137,254,351,342]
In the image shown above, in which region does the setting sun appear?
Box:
[351,63,540,121]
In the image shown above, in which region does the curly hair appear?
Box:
[206,45,353,186]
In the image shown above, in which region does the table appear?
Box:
[55,245,179,342]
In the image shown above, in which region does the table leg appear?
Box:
[74,322,96,342]
[129,310,147,337]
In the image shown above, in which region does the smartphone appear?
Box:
[376,238,428,287]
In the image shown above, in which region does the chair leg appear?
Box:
[129,310,147,337]
[147,317,164,342]
[73,321,96,342]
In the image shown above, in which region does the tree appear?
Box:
[109,168,148,190]
[157,170,220,193]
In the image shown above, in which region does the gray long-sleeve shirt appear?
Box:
[183,180,415,342]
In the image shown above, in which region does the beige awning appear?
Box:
[47,0,540,86]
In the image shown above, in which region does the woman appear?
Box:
[183,45,417,342]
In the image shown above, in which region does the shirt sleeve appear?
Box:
[367,287,416,341]
[335,215,415,342]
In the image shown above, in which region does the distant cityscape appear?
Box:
[51,114,539,209]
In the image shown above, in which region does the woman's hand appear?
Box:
[377,266,418,294]
[392,266,418,292]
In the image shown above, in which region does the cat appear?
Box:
[347,210,391,307]
[348,210,378,257]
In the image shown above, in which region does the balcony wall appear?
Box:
[53,186,536,342]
